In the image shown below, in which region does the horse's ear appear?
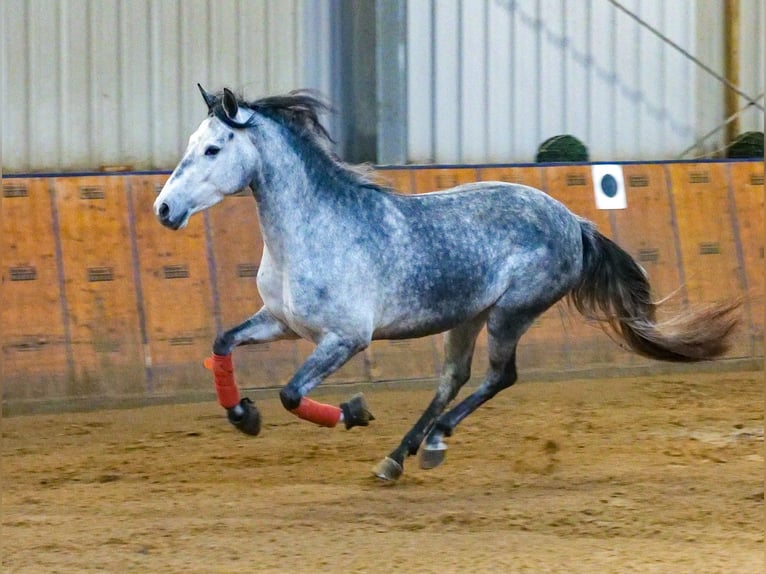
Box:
[198,83,216,112]
[222,88,239,120]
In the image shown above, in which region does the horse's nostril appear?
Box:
[159,202,170,219]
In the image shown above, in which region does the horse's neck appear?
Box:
[251,143,349,261]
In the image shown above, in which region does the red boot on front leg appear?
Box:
[204,354,261,436]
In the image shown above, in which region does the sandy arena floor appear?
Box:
[3,370,763,573]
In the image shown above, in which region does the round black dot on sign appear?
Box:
[601,174,618,198]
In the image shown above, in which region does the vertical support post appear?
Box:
[334,0,378,163]
[724,0,740,148]
[376,0,408,164]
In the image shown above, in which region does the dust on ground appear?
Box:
[3,371,763,573]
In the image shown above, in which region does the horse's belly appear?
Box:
[372,280,501,340]
[372,239,580,340]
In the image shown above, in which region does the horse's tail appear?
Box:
[568,219,740,361]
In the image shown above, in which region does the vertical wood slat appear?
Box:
[1,178,70,399]
[53,176,146,394]
[612,164,684,300]
[129,174,216,393]
[610,163,684,367]
[667,162,750,358]
[728,161,764,356]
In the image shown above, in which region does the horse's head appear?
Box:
[154,85,257,230]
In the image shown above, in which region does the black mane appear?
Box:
[208,89,388,192]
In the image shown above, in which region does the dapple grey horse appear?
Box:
[154,86,739,482]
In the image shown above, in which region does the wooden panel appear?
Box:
[206,190,263,328]
[611,164,685,367]
[296,340,370,385]
[729,161,764,356]
[611,165,683,295]
[543,165,622,368]
[411,167,479,193]
[367,337,439,382]
[207,190,298,389]
[129,174,215,392]
[374,168,415,194]
[1,178,69,399]
[517,305,571,372]
[53,176,145,396]
[668,163,749,358]
[477,166,544,190]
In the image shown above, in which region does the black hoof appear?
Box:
[227,397,261,436]
[372,456,403,482]
[340,393,375,430]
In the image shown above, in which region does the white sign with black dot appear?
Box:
[592,164,627,210]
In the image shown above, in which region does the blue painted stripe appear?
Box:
[2,158,760,180]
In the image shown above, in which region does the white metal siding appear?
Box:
[738,0,765,132]
[2,0,763,171]
[406,0,763,163]
[1,0,307,172]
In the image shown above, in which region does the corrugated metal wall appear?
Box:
[1,0,307,172]
[1,0,763,172]
[738,0,765,132]
[406,0,764,164]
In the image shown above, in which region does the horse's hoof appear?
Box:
[419,447,446,470]
[372,456,403,482]
[227,397,261,436]
[341,393,375,429]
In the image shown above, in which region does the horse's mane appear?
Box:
[208,89,388,192]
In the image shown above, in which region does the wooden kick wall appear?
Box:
[2,161,763,406]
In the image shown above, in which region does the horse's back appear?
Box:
[394,181,573,228]
[390,181,581,260]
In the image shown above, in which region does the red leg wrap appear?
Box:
[204,354,241,409]
[290,398,342,427]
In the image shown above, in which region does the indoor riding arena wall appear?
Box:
[2,160,763,412]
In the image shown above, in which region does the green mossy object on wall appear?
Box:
[727,131,764,159]
[535,134,590,163]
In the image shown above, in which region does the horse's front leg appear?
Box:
[212,307,296,356]
[278,332,374,430]
[207,307,297,435]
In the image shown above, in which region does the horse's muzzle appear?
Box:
[156,201,185,230]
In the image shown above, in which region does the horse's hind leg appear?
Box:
[421,310,536,470]
[372,316,485,482]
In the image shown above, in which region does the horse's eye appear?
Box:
[205,146,221,157]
